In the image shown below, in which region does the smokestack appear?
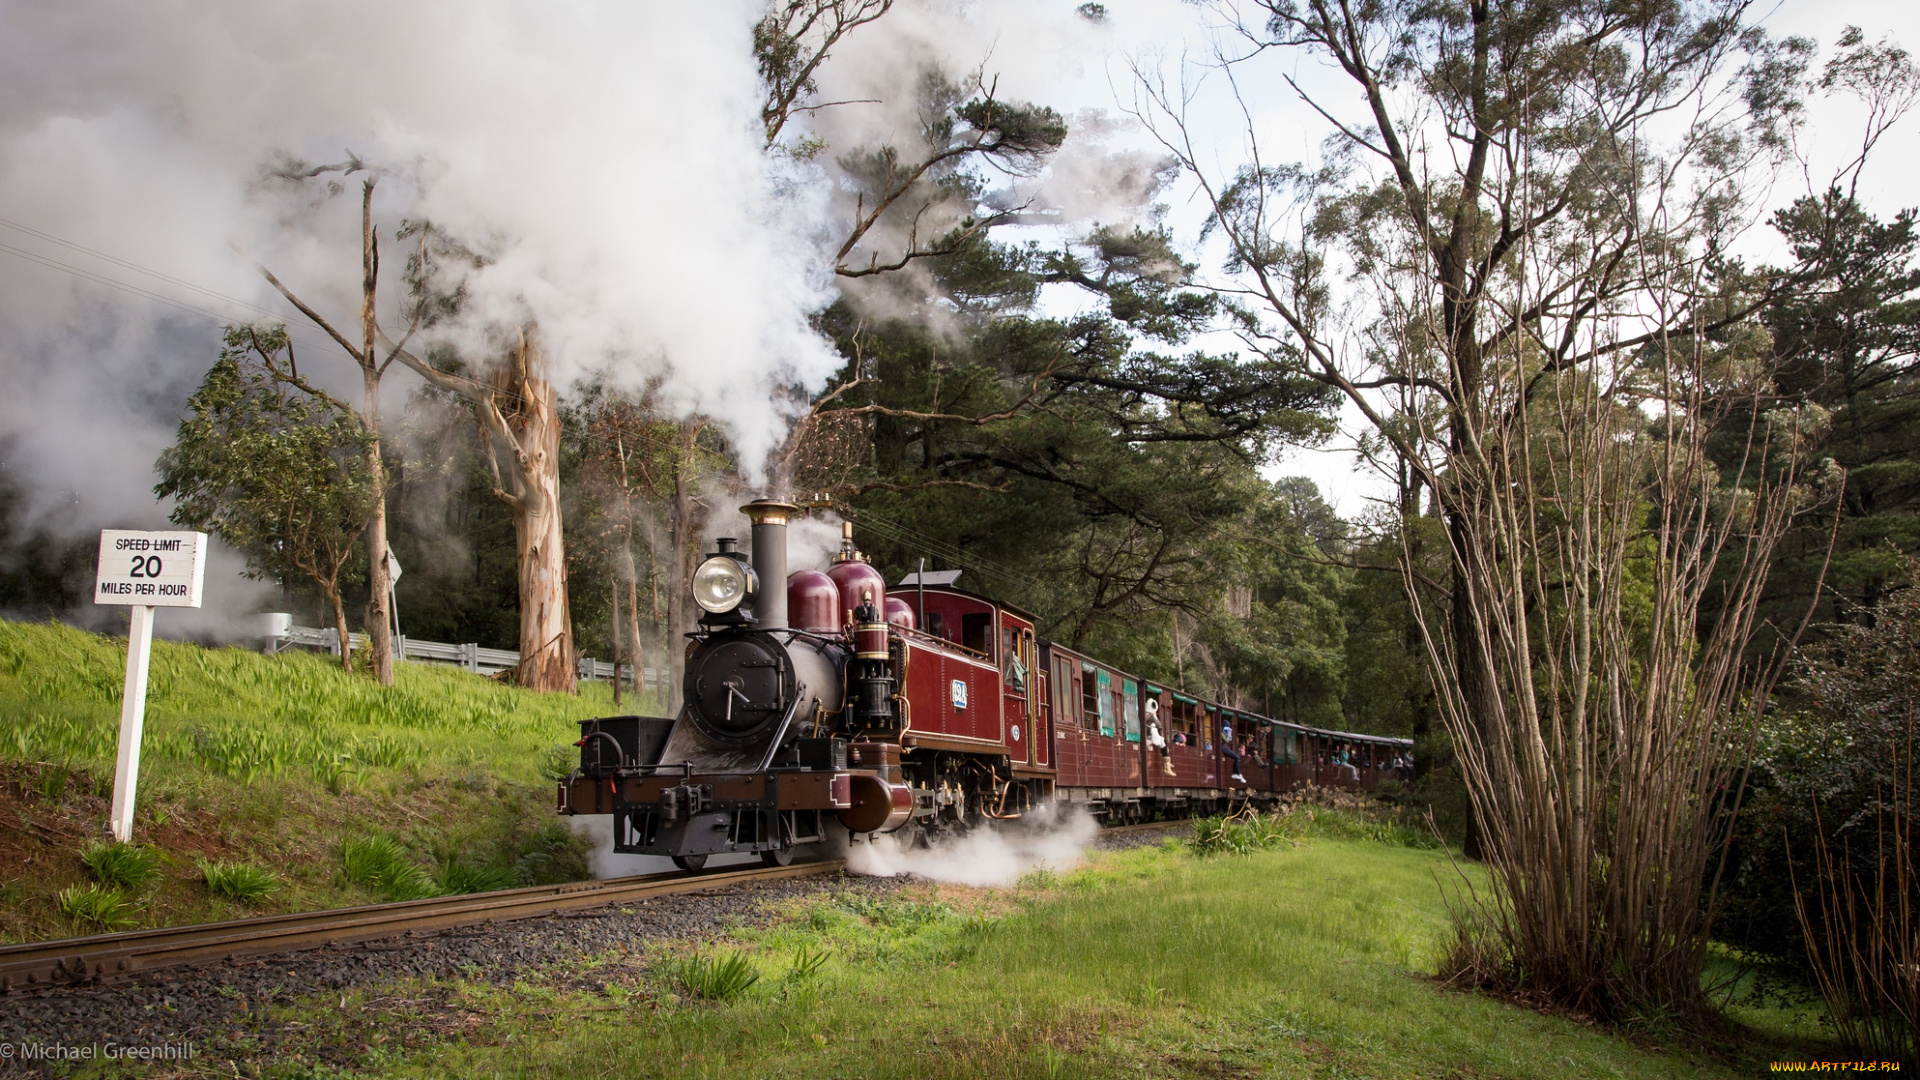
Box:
[742,499,797,630]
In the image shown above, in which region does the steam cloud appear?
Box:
[837,804,1100,887]
[0,2,839,621]
[0,0,1182,632]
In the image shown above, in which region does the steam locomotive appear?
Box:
[558,499,1411,868]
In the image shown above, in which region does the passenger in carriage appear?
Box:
[1145,699,1175,776]
[1220,716,1244,783]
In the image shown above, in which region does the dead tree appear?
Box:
[382,330,576,692]
[253,157,402,684]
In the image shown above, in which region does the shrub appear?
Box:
[57,883,138,930]
[667,949,761,1002]
[436,855,518,896]
[1190,811,1298,856]
[512,821,593,886]
[80,840,161,890]
[199,859,278,904]
[1723,560,1920,991]
[341,834,438,901]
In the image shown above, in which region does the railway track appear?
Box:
[1101,818,1194,836]
[0,859,843,994]
[3,818,1189,995]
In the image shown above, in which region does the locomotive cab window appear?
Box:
[926,611,947,640]
[961,612,992,657]
[1002,627,1027,692]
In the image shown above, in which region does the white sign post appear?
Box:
[94,530,207,842]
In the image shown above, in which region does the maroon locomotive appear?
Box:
[558,499,1411,867]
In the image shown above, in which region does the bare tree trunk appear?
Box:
[257,171,393,683]
[356,180,394,685]
[665,420,706,715]
[378,330,575,693]
[619,532,645,704]
[326,585,353,674]
[361,378,393,684]
[496,345,574,693]
[609,574,623,708]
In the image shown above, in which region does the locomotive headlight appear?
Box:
[692,556,756,614]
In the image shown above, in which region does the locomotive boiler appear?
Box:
[559,499,1049,868]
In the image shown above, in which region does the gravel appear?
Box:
[0,869,907,1077]
[1095,821,1192,851]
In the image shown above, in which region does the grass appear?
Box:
[667,949,763,1002]
[0,618,626,784]
[237,836,1829,1080]
[55,883,137,931]
[435,852,521,896]
[341,834,441,902]
[0,616,641,942]
[198,859,279,904]
[80,840,161,890]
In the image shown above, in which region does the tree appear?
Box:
[251,158,406,684]
[1729,560,1920,1059]
[383,330,577,692]
[754,1,1338,696]
[1133,0,1844,1020]
[756,0,895,151]
[156,326,377,670]
[1762,192,1920,628]
[566,385,714,709]
[382,384,523,652]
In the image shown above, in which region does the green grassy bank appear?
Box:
[0,618,648,942]
[245,832,1829,1080]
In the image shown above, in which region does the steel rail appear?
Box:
[0,859,843,994]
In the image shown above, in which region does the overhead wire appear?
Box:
[0,222,343,357]
[0,216,290,323]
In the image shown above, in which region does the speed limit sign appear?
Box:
[93,529,207,842]
[94,530,207,608]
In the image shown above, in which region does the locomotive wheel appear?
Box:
[672,854,709,872]
[760,847,794,867]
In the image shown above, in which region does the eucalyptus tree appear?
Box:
[251,158,405,684]
[156,325,377,671]
[1130,0,1864,1019]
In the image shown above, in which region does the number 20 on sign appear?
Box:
[94,530,208,842]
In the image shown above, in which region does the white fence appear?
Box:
[276,625,669,690]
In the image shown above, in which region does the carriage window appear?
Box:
[1080,664,1100,730]
[961,613,992,656]
[1002,628,1027,692]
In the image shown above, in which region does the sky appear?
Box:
[0,0,1914,632]
[984,0,1920,518]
